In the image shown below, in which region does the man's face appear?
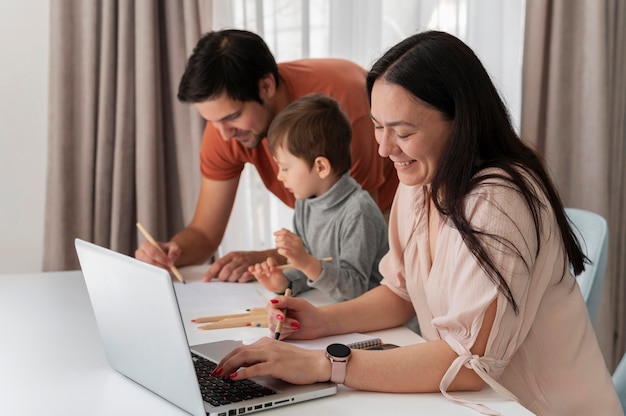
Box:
[195,92,273,149]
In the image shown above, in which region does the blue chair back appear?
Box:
[613,353,626,414]
[564,208,608,326]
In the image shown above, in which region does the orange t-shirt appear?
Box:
[199,58,398,210]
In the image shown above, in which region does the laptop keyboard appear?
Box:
[192,352,277,407]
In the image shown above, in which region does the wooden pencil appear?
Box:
[198,315,268,330]
[273,282,292,340]
[277,257,333,271]
[191,307,267,323]
[136,222,186,284]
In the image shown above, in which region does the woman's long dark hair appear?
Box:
[366,31,587,313]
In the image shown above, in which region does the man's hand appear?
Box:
[135,240,181,270]
[204,250,280,283]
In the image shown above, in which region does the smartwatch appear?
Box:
[325,343,352,384]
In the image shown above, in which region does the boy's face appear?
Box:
[274,145,322,200]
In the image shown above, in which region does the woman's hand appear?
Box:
[266,294,327,340]
[212,296,332,385]
[213,337,331,385]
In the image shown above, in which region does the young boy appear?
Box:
[249,93,389,301]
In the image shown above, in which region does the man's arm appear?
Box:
[177,176,284,282]
[136,177,239,269]
[170,176,240,266]
[137,175,284,282]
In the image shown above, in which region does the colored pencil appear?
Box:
[191,308,267,323]
[136,222,186,284]
[277,257,333,270]
[198,315,268,330]
[274,282,292,340]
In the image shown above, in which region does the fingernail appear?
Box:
[270,299,279,304]
[276,314,284,321]
[212,367,223,377]
[291,321,300,329]
[229,372,238,379]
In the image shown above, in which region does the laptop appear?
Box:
[74,238,337,416]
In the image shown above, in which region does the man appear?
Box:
[135,29,397,282]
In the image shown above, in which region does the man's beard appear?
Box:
[238,130,266,149]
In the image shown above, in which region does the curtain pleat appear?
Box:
[43,0,209,271]
[607,0,626,366]
[521,0,626,369]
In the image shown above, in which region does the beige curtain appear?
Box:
[522,0,626,369]
[43,0,213,271]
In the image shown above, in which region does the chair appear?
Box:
[564,208,609,327]
[613,353,626,413]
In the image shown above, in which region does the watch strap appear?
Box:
[328,356,348,384]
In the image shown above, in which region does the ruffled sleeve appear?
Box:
[430,176,551,414]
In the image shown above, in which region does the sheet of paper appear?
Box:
[174,280,275,317]
[172,265,341,346]
[173,265,336,318]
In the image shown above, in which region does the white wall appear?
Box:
[0,0,49,273]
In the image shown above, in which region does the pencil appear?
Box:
[274,281,292,340]
[136,222,186,284]
[191,307,267,323]
[277,257,333,271]
[198,316,268,330]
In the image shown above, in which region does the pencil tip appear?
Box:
[274,332,280,340]
[183,280,187,285]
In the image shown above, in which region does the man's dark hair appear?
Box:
[178,29,280,104]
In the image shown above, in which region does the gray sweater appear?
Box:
[284,173,389,301]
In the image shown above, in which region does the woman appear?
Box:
[213,31,622,415]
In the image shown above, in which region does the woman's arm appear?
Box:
[269,285,416,341]
[318,285,416,335]
[216,298,496,393]
[342,300,496,392]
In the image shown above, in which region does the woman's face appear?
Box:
[370,80,453,187]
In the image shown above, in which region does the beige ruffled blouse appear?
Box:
[380,170,622,415]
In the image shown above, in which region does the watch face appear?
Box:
[327,343,351,358]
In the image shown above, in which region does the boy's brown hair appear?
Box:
[267,93,352,176]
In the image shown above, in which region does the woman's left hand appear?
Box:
[212,337,330,385]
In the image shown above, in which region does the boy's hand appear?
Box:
[273,228,309,269]
[248,257,290,292]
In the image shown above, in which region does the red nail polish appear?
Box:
[229,372,238,379]
[270,299,279,304]
[276,314,284,321]
[291,321,300,329]
[212,367,223,377]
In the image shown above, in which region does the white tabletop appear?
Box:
[0,266,534,415]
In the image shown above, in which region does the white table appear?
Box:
[0,267,534,415]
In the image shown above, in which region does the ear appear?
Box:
[258,73,277,100]
[314,156,332,179]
